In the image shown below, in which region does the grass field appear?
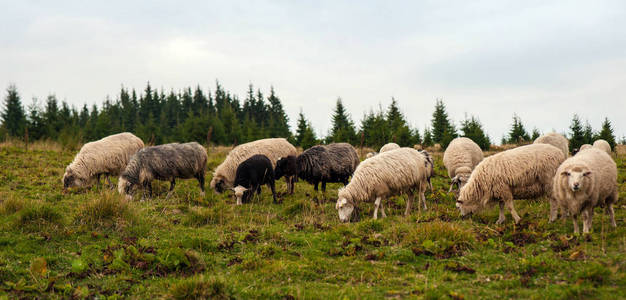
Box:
[0,142,624,299]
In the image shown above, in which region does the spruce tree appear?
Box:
[430,98,457,144]
[386,98,413,146]
[329,98,357,144]
[568,114,585,152]
[1,85,26,137]
[422,126,433,147]
[266,87,290,138]
[295,111,317,149]
[460,115,491,150]
[583,121,594,144]
[597,117,616,151]
[531,128,541,141]
[27,98,45,140]
[507,114,530,144]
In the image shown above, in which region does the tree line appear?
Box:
[0,83,621,151]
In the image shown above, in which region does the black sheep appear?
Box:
[275,143,359,192]
[232,154,277,205]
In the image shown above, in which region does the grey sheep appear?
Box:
[118,142,207,200]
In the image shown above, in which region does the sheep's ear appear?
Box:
[560,171,569,176]
[583,171,592,177]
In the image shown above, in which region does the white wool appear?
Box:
[443,137,483,191]
[379,143,400,153]
[592,139,611,155]
[533,132,569,158]
[210,138,297,190]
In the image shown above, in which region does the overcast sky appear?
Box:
[2,1,625,143]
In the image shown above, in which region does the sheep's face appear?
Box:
[336,197,354,223]
[232,185,248,205]
[562,167,591,193]
[456,189,482,216]
[211,176,226,193]
[117,177,136,200]
[274,158,286,180]
[62,168,88,190]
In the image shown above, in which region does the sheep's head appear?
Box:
[231,185,249,205]
[274,157,287,180]
[449,167,472,193]
[62,167,88,190]
[365,152,376,159]
[561,166,592,193]
[335,197,355,223]
[210,175,227,193]
[455,182,485,216]
[117,177,136,201]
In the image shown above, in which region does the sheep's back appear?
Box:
[443,137,483,178]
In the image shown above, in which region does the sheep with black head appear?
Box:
[231,154,278,205]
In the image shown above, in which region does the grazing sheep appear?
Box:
[553,148,618,234]
[63,132,144,190]
[592,139,612,155]
[118,142,207,200]
[443,137,484,193]
[232,154,277,205]
[573,144,592,156]
[456,144,565,224]
[534,132,569,158]
[275,143,359,193]
[419,149,434,191]
[379,143,400,153]
[335,148,433,222]
[210,138,297,194]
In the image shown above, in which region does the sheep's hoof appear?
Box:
[495,218,505,225]
[200,192,205,198]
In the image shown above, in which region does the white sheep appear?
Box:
[592,139,611,155]
[456,144,565,224]
[379,142,400,153]
[335,147,433,222]
[365,152,377,159]
[210,138,297,193]
[443,137,484,193]
[533,132,569,158]
[63,132,144,190]
[552,148,618,234]
[576,144,592,155]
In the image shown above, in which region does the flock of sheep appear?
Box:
[62,131,619,234]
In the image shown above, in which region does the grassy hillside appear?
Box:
[0,142,624,299]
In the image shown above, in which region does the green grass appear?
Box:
[0,145,624,299]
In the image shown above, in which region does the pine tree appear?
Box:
[568,114,585,152]
[295,111,317,149]
[531,128,541,141]
[1,85,27,137]
[328,98,357,144]
[430,99,457,144]
[597,117,616,151]
[583,121,594,144]
[422,126,433,147]
[26,98,45,140]
[507,114,530,144]
[386,98,413,146]
[460,115,491,150]
[266,87,290,138]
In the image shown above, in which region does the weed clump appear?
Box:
[168,275,236,300]
[184,203,231,227]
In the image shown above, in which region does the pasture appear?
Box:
[0,142,624,299]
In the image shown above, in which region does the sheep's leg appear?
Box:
[606,204,616,228]
[582,208,593,234]
[321,181,326,193]
[290,176,296,194]
[496,201,506,225]
[314,182,319,191]
[381,199,387,218]
[147,182,153,199]
[505,198,521,224]
[269,181,278,204]
[166,179,176,199]
[96,174,102,189]
[420,191,427,211]
[549,197,559,222]
[373,197,381,220]
[572,214,580,234]
[196,173,205,197]
[405,192,413,216]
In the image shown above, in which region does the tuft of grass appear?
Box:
[403,221,475,258]
[74,192,147,235]
[168,275,236,300]
[0,194,26,215]
[184,202,232,227]
[16,202,64,229]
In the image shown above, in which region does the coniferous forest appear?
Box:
[0,82,622,150]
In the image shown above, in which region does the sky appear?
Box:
[1,0,625,143]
